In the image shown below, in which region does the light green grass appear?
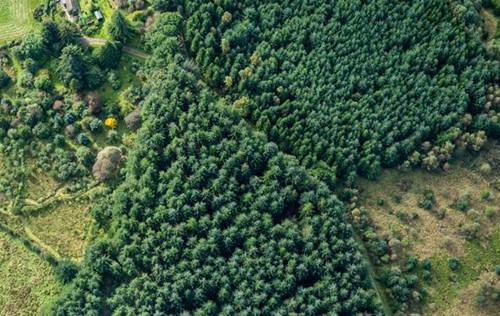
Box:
[0,231,62,316]
[98,54,141,106]
[0,0,42,44]
[426,229,500,314]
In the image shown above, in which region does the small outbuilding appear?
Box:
[94,10,104,21]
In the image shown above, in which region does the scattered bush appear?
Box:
[480,191,492,200]
[475,275,500,307]
[479,163,492,175]
[419,190,435,210]
[485,207,498,219]
[454,191,472,212]
[436,208,446,220]
[448,257,461,271]
[88,118,103,133]
[77,133,91,146]
[459,222,481,241]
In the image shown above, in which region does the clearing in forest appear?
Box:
[0,0,41,43]
[359,141,500,316]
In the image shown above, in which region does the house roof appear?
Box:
[62,0,79,15]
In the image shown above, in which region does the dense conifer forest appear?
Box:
[52,57,382,315]
[182,0,498,181]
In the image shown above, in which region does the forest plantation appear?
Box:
[0,0,499,315]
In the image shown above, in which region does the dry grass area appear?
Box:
[358,141,500,315]
[0,231,61,316]
[359,158,498,257]
[24,197,94,261]
[444,271,500,316]
[25,171,60,203]
[0,156,96,313]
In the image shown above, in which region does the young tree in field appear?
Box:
[107,11,134,43]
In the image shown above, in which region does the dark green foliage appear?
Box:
[181,0,498,180]
[107,11,134,43]
[419,190,435,210]
[406,256,419,272]
[454,191,472,212]
[0,68,10,89]
[76,147,94,168]
[92,41,122,69]
[52,55,382,314]
[152,0,179,11]
[422,258,432,271]
[14,32,46,61]
[448,257,461,271]
[55,260,79,284]
[378,267,421,312]
[57,45,104,91]
[57,45,87,91]
[77,133,91,146]
[46,0,499,314]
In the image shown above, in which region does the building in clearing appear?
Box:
[60,0,80,21]
[94,10,104,21]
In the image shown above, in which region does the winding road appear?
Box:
[81,37,149,59]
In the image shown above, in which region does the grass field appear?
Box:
[0,231,62,316]
[0,0,42,44]
[25,198,94,260]
[359,141,500,315]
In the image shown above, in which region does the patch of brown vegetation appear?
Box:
[444,272,500,316]
[360,141,499,259]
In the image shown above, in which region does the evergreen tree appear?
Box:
[107,11,134,43]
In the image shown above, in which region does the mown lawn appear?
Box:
[0,0,42,44]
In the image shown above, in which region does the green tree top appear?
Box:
[107,11,134,43]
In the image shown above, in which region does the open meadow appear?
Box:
[0,0,42,44]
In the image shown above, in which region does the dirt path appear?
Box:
[0,183,103,265]
[0,209,63,263]
[23,225,62,261]
[81,37,149,59]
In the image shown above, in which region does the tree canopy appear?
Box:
[49,0,499,314]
